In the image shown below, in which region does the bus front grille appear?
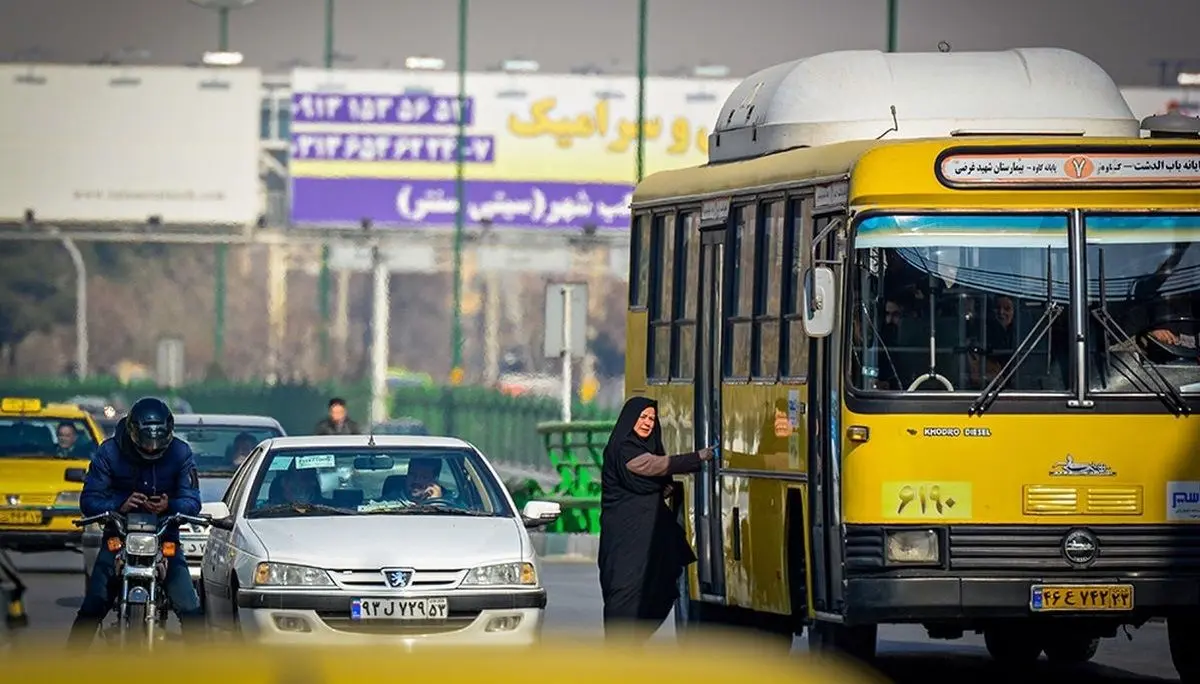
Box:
[948,525,1200,573]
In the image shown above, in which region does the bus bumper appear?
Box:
[843,576,1199,623]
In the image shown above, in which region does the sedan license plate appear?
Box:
[182,540,206,557]
[0,510,43,525]
[1031,584,1133,612]
[351,597,448,621]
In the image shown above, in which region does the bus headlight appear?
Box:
[886,530,939,564]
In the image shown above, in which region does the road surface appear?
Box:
[0,551,1183,682]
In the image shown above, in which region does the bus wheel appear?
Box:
[808,621,877,661]
[1169,616,1200,683]
[984,627,1042,665]
[1042,634,1098,665]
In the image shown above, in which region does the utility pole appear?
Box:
[317,0,335,365]
[886,0,898,53]
[188,0,257,372]
[449,0,469,386]
[635,0,648,182]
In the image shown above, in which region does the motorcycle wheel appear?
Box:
[127,603,150,649]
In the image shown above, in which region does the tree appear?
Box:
[0,242,75,367]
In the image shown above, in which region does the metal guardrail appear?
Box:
[527,420,614,535]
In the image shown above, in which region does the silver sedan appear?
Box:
[201,434,561,646]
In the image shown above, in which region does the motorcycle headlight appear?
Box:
[54,491,80,508]
[125,533,158,557]
[253,562,334,587]
[461,562,537,586]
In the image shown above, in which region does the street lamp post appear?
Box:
[58,235,88,379]
[449,0,469,385]
[188,0,255,371]
[886,0,898,52]
[317,0,335,366]
[635,0,648,182]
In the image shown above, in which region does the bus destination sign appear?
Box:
[937,151,1200,187]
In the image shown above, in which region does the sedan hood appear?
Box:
[247,515,527,569]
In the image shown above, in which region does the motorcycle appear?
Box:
[73,510,213,649]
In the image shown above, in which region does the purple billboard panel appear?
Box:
[291,133,495,163]
[291,92,474,125]
[290,178,632,230]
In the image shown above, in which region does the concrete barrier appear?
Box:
[529,532,599,560]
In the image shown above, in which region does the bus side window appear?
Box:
[671,211,700,381]
[753,200,785,380]
[725,204,757,379]
[629,213,651,309]
[782,197,813,380]
[647,214,676,380]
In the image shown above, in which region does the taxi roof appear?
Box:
[0,399,92,420]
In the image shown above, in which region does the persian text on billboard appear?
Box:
[287,69,738,230]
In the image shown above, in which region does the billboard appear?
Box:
[0,64,262,225]
[288,68,738,231]
[1121,87,1200,120]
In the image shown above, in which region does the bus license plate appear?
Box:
[0,510,43,525]
[351,597,449,621]
[1031,584,1133,612]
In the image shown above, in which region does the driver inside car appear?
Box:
[406,457,446,502]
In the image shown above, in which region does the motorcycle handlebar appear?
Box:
[71,511,214,531]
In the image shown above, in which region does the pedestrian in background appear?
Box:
[597,396,712,643]
[314,397,361,435]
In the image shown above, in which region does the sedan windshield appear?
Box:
[244,447,512,518]
[175,425,282,476]
[1087,214,1200,397]
[0,418,97,459]
[850,214,1071,395]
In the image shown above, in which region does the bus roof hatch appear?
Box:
[708,48,1138,164]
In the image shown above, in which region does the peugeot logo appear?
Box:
[1062,528,1099,567]
[381,568,414,589]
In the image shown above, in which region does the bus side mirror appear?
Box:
[803,266,837,338]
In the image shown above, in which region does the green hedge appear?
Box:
[0,378,616,470]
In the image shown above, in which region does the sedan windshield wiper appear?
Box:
[248,503,357,518]
[366,504,494,516]
[969,302,1064,416]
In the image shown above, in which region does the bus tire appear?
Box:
[807,620,877,661]
[1042,634,1098,665]
[984,627,1042,665]
[1169,616,1200,683]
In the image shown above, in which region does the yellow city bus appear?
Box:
[624,48,1200,679]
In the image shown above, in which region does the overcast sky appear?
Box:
[0,0,1195,86]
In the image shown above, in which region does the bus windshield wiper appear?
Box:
[1090,249,1189,416]
[969,302,1064,416]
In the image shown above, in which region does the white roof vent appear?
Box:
[709,48,1139,164]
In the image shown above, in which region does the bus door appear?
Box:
[806,208,846,617]
[693,226,727,601]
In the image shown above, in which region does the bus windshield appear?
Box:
[1087,214,1200,395]
[849,214,1071,394]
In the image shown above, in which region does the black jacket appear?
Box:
[313,417,362,435]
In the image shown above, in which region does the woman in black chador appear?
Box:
[597,396,712,641]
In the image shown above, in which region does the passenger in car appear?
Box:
[270,467,324,506]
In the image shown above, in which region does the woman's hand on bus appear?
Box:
[698,447,715,462]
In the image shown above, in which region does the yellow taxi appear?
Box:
[0,397,103,552]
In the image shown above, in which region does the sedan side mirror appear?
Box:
[521,500,562,529]
[202,501,235,531]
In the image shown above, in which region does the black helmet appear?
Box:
[125,397,175,460]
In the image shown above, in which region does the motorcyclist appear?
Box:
[67,397,204,649]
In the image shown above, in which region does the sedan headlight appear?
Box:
[886,530,939,564]
[253,562,334,587]
[54,491,80,508]
[461,562,537,586]
[125,533,158,557]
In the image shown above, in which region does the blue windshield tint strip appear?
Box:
[856,214,1068,248]
[1086,215,1200,244]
